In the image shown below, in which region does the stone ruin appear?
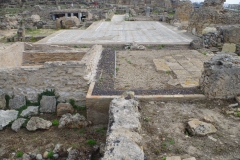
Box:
[200,53,240,99]
[188,0,240,36]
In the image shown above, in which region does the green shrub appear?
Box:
[52,119,59,126]
[16,152,24,157]
[87,139,96,146]
[47,151,54,158]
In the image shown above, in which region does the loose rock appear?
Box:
[11,118,26,132]
[21,106,39,117]
[36,154,43,160]
[57,103,74,117]
[0,110,18,130]
[187,119,217,136]
[58,113,90,129]
[0,93,6,110]
[26,117,52,131]
[166,156,181,160]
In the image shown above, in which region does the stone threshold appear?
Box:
[86,82,205,125]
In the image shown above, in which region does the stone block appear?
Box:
[58,113,90,129]
[202,27,217,34]
[0,110,18,129]
[236,96,240,104]
[11,118,26,132]
[40,96,56,113]
[21,106,39,117]
[187,119,217,136]
[222,43,236,53]
[9,95,26,110]
[26,117,52,131]
[57,103,74,117]
[153,59,171,72]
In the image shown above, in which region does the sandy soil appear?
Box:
[0,113,107,159]
[140,99,240,160]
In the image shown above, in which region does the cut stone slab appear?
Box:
[0,110,18,129]
[166,156,181,160]
[153,59,171,72]
[165,62,184,70]
[40,96,56,113]
[21,106,39,117]
[9,95,26,110]
[26,117,52,131]
[11,118,26,132]
[187,119,217,136]
[222,43,236,53]
[0,93,6,110]
[167,79,180,86]
[57,103,74,117]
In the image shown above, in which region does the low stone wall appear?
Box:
[200,53,240,99]
[102,95,144,160]
[22,51,86,66]
[0,45,102,105]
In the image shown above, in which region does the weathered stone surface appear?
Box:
[21,106,39,117]
[166,156,181,160]
[200,53,240,99]
[0,93,6,110]
[26,117,52,131]
[58,113,90,129]
[222,43,236,53]
[187,119,217,136]
[22,153,31,160]
[9,95,26,109]
[203,0,225,10]
[31,15,41,23]
[0,110,18,129]
[102,95,144,160]
[11,118,26,132]
[202,27,217,35]
[190,38,203,49]
[183,158,197,160]
[53,143,63,153]
[67,149,81,160]
[174,0,194,22]
[40,96,56,113]
[56,16,80,29]
[57,103,74,117]
[36,154,43,160]
[153,59,171,72]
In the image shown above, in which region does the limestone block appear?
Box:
[11,118,26,132]
[9,95,26,110]
[222,43,236,53]
[153,59,171,72]
[202,27,217,34]
[40,96,56,113]
[0,93,6,109]
[187,119,217,136]
[20,106,39,117]
[26,117,52,131]
[58,113,90,129]
[0,110,18,129]
[31,15,40,23]
[57,103,74,117]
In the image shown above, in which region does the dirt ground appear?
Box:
[0,113,107,159]
[114,49,211,90]
[140,99,240,160]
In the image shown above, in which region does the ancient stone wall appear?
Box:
[0,45,102,105]
[174,0,194,22]
[102,95,144,160]
[188,0,240,36]
[200,53,240,99]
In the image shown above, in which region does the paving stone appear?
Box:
[166,62,185,70]
[153,59,171,72]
